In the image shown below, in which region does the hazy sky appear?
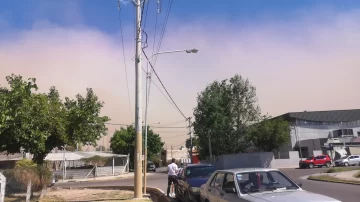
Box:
[0,0,359,149]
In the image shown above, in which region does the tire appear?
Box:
[308,163,314,169]
[325,162,331,168]
[344,162,349,167]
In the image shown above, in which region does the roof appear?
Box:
[44,151,127,161]
[279,109,360,122]
[217,168,279,173]
[185,164,214,167]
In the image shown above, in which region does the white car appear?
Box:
[199,168,341,202]
[334,155,360,167]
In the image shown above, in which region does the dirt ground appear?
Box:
[5,188,151,202]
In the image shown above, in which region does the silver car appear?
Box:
[334,155,360,167]
[199,168,341,202]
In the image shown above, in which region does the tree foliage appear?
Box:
[110,125,164,167]
[247,118,291,152]
[0,74,109,164]
[193,74,261,158]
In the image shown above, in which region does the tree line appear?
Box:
[190,74,290,159]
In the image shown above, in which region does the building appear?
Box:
[276,109,360,159]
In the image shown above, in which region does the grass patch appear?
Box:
[326,167,360,173]
[354,171,360,178]
[308,175,360,185]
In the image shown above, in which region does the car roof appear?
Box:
[217,167,279,173]
[185,163,214,167]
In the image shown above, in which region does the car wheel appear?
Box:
[325,162,331,168]
[344,162,349,167]
[308,163,314,169]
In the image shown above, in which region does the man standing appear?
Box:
[167,158,178,197]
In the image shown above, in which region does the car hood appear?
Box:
[246,190,340,202]
[186,177,209,187]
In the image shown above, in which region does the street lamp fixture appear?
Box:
[185,49,198,53]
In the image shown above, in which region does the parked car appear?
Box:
[175,164,216,202]
[199,168,341,202]
[299,155,332,168]
[147,161,156,172]
[334,155,360,167]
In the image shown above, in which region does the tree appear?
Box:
[64,88,110,148]
[110,125,164,168]
[247,118,291,153]
[193,74,261,158]
[0,74,109,164]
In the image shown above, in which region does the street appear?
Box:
[56,167,360,202]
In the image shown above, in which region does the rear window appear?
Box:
[186,166,216,178]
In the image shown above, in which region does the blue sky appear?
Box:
[2,0,360,33]
[1,0,359,148]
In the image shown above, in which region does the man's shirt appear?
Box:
[167,163,178,176]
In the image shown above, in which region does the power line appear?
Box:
[140,67,182,115]
[153,0,174,66]
[117,0,133,120]
[142,50,187,120]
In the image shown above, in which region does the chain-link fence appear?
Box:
[47,152,129,180]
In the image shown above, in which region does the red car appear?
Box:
[299,155,332,168]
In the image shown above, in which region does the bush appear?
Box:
[81,155,112,167]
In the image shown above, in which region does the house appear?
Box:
[275,109,360,159]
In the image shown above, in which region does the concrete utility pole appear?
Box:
[188,117,193,164]
[134,0,143,198]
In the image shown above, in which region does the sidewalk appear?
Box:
[57,172,156,183]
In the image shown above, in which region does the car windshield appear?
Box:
[306,156,313,160]
[340,155,350,159]
[185,166,216,178]
[236,171,299,194]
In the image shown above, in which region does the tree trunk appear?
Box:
[39,185,47,199]
[26,180,32,202]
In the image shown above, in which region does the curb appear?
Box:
[55,185,170,202]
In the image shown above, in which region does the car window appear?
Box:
[222,173,236,193]
[185,166,216,178]
[237,171,298,194]
[210,173,225,189]
[354,156,360,159]
[349,156,354,159]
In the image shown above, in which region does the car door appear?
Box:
[207,172,225,202]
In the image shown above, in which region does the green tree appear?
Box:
[110,125,164,168]
[247,118,291,153]
[193,74,261,158]
[64,88,110,148]
[0,74,109,164]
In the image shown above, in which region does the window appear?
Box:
[211,173,225,189]
[222,173,236,192]
[236,171,298,194]
[185,166,216,178]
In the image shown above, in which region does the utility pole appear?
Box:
[143,62,150,194]
[188,117,193,164]
[134,0,143,198]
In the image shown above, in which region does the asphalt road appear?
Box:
[56,167,360,202]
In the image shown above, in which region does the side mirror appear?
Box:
[298,183,303,188]
[224,188,236,193]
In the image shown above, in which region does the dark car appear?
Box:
[147,161,156,172]
[175,164,216,202]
